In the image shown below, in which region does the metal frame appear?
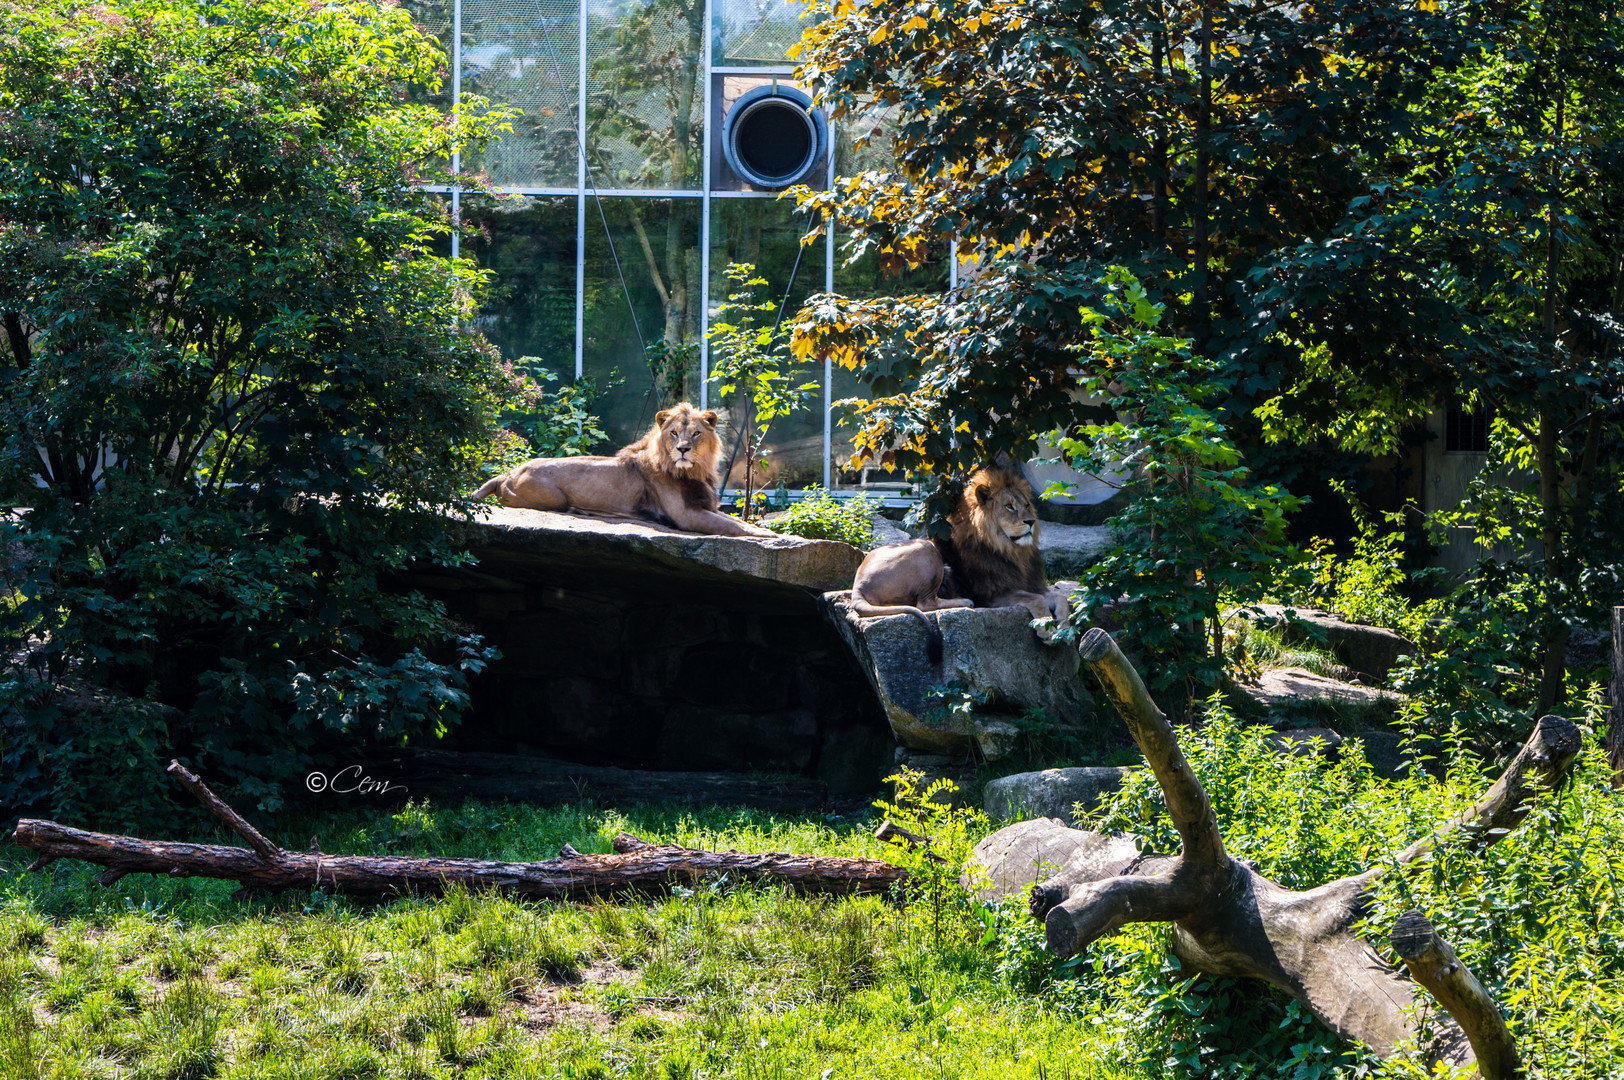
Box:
[448,0,889,489]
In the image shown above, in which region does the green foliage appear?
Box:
[872,768,989,949]
[4,764,1622,1079]
[1052,271,1304,697]
[707,263,819,519]
[494,359,614,465]
[790,0,1532,510]
[1296,485,1440,643]
[0,0,520,821]
[1226,625,1349,684]
[1083,695,1624,1079]
[1360,739,1624,1075]
[0,799,1129,1080]
[644,338,699,411]
[768,487,878,547]
[792,0,1624,726]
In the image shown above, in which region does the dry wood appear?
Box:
[9,761,906,900]
[975,627,1581,1072]
[1391,910,1523,1080]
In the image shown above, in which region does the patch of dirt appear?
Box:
[520,985,611,1032]
[517,962,634,1032]
[578,960,636,986]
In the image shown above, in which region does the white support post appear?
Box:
[574,0,587,380]
[823,119,835,490]
[450,0,461,259]
[698,0,714,411]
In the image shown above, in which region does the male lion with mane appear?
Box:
[848,466,1071,659]
[472,403,776,538]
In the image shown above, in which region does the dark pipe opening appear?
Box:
[734,100,813,182]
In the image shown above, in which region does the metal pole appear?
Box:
[698,0,714,411]
[451,0,462,259]
[574,0,587,380]
[823,118,834,490]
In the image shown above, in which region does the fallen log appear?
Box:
[973,628,1578,1074]
[9,761,907,900]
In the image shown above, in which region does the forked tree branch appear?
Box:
[1392,713,1581,869]
[1078,627,1225,867]
[974,629,1579,1071]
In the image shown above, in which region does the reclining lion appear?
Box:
[849,466,1072,659]
[472,403,776,538]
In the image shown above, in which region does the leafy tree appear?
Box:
[790,0,1479,496]
[790,0,1624,716]
[1054,270,1301,696]
[0,0,517,822]
[495,361,615,463]
[708,263,819,519]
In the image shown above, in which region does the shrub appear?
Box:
[1066,695,1624,1078]
[768,488,879,548]
[0,0,515,822]
[1054,270,1304,699]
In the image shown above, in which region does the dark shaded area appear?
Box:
[399,535,892,796]
[734,100,813,181]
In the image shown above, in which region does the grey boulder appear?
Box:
[461,506,865,592]
[824,592,1096,759]
[1246,604,1416,681]
[982,766,1135,824]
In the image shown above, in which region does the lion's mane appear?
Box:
[934,466,1047,607]
[615,402,725,517]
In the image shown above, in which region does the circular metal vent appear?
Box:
[722,85,827,189]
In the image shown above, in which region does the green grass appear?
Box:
[0,800,1136,1080]
[1232,622,1352,681]
[7,737,1622,1080]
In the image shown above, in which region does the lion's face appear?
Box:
[650,404,721,478]
[972,472,1039,549]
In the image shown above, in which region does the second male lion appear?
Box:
[934,465,1071,629]
[472,403,776,538]
[847,465,1071,657]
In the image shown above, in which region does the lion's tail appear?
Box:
[471,476,503,501]
[848,597,944,664]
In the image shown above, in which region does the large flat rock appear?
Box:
[459,507,864,593]
[1247,604,1417,681]
[1241,666,1405,714]
[399,508,891,795]
[823,592,1097,758]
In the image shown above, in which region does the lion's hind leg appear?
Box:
[500,473,571,512]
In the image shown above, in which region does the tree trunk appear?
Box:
[10,762,906,901]
[1535,407,1568,715]
[1610,606,1624,788]
[972,629,1577,1074]
[1192,1,1212,339]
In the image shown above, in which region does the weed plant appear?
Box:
[768,488,880,548]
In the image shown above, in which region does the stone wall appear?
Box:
[401,509,894,795]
